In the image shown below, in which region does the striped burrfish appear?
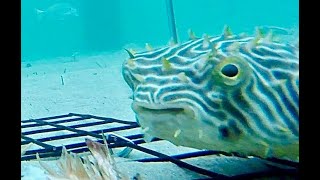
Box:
[122,26,299,162]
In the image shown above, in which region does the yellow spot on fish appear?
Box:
[144,132,155,142]
[202,34,210,48]
[253,27,264,43]
[245,27,265,51]
[145,43,153,51]
[227,42,241,53]
[169,38,177,47]
[184,108,195,119]
[263,30,274,43]
[244,43,253,52]
[245,29,262,51]
[162,57,172,71]
[178,72,188,83]
[256,27,266,37]
[272,141,299,161]
[239,32,248,38]
[129,49,136,56]
[174,129,181,138]
[274,124,290,133]
[206,45,217,60]
[270,79,287,88]
[252,37,261,47]
[127,58,135,67]
[258,141,272,158]
[272,35,282,43]
[132,74,144,83]
[212,98,222,104]
[223,25,233,38]
[142,127,150,133]
[188,29,196,40]
[198,130,203,139]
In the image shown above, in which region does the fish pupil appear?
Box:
[221,64,239,77]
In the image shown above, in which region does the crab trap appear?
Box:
[21,113,299,179]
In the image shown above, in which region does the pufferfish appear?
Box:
[122,26,299,162]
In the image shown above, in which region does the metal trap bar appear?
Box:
[21,113,141,160]
[21,113,299,179]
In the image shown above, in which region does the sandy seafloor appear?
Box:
[21,47,289,179]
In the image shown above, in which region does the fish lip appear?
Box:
[131,101,199,121]
[132,102,185,113]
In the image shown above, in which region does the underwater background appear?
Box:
[22,0,298,61]
[21,1,299,179]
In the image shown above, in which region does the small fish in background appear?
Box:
[35,2,79,22]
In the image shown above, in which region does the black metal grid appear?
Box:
[21,113,299,179]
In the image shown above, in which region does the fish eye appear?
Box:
[221,64,239,78]
[212,56,251,87]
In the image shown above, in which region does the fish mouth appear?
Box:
[131,102,196,120]
[132,102,185,114]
